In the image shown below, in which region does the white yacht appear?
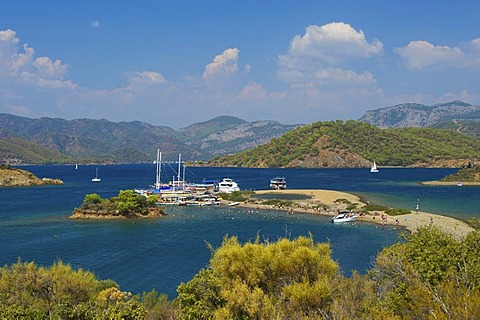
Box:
[270,177,286,189]
[218,178,240,193]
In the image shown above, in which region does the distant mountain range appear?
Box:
[359,100,480,129]
[0,114,299,164]
[3,100,480,165]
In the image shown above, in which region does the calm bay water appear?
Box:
[1,164,479,297]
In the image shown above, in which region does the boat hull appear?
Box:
[331,213,358,223]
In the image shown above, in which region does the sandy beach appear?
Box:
[235,189,474,238]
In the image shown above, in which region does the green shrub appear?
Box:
[364,203,390,211]
[385,208,411,216]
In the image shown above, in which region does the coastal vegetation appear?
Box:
[0,133,73,165]
[207,120,480,168]
[432,119,480,139]
[440,164,480,182]
[2,226,480,319]
[70,190,165,219]
[218,190,255,202]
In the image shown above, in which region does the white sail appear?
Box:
[370,161,379,173]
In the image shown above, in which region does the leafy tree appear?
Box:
[81,193,103,209]
[141,289,178,320]
[176,268,223,319]
[116,189,143,213]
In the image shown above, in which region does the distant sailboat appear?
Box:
[92,167,101,182]
[370,161,379,173]
[75,164,78,170]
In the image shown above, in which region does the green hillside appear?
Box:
[0,114,297,163]
[440,164,480,182]
[431,119,480,139]
[207,120,480,168]
[0,136,73,164]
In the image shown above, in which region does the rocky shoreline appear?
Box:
[70,207,166,220]
[0,168,63,187]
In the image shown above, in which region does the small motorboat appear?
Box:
[331,212,359,223]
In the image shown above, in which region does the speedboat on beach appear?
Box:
[331,212,359,223]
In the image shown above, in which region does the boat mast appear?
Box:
[177,153,182,187]
[155,149,161,189]
[182,162,186,189]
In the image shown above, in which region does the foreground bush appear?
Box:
[176,235,339,319]
[0,260,175,319]
[2,227,480,319]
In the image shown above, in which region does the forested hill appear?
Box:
[0,131,72,164]
[206,120,480,168]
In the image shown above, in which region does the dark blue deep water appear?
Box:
[1,165,479,297]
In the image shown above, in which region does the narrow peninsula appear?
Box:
[422,164,480,186]
[225,189,474,238]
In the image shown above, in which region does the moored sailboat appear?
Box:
[92,168,101,182]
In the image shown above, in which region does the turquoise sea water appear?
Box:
[1,165,479,297]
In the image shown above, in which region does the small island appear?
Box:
[70,190,165,219]
[0,164,63,187]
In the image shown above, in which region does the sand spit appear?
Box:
[234,189,474,239]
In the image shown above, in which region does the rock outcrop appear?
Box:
[0,168,63,187]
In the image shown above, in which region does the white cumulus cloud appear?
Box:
[11,43,35,76]
[288,22,383,64]
[34,56,68,79]
[395,38,480,69]
[395,40,465,69]
[277,22,381,90]
[0,28,71,86]
[202,48,240,80]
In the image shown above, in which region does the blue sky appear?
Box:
[1,1,479,128]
